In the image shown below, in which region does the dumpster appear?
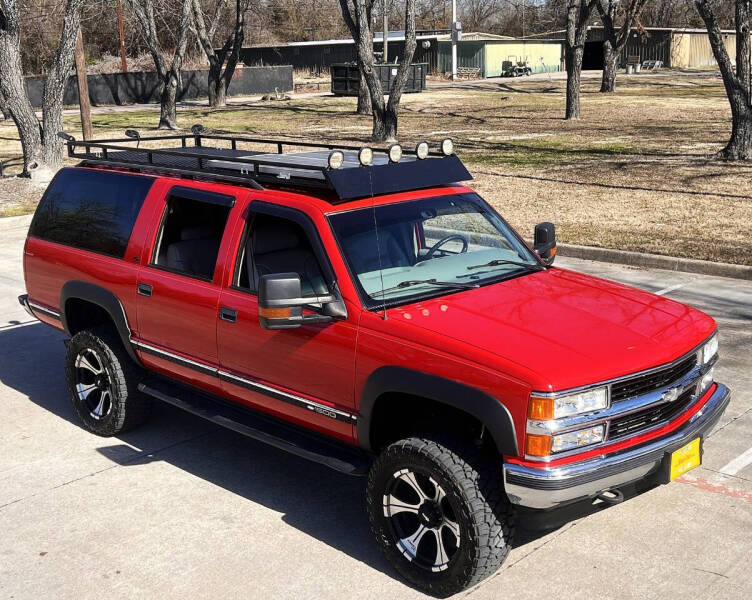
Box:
[331,62,427,96]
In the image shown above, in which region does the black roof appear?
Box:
[66,132,472,202]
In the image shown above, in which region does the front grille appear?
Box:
[608,387,696,440]
[610,354,697,403]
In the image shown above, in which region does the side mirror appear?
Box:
[258,273,339,330]
[533,222,556,266]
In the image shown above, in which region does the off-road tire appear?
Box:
[367,436,514,597]
[65,326,151,436]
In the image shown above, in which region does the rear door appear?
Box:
[134,183,242,391]
[216,200,359,443]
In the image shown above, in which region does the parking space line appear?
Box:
[719,446,752,476]
[654,282,690,296]
[0,320,37,332]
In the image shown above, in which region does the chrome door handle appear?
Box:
[137,283,153,297]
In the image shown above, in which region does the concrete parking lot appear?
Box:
[1,213,750,599]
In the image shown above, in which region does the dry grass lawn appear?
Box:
[1,71,750,264]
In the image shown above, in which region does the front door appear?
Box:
[217,202,358,443]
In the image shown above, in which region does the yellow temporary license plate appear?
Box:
[670,438,701,481]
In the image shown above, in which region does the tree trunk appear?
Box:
[0,2,43,172]
[371,104,398,141]
[357,66,372,115]
[696,0,752,160]
[207,59,223,107]
[159,74,179,129]
[722,93,752,160]
[601,40,617,92]
[565,45,584,119]
[0,87,10,120]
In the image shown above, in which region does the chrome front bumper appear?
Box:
[503,383,731,510]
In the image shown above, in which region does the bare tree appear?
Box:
[596,0,649,93]
[565,0,598,119]
[127,0,192,129]
[339,0,416,141]
[0,0,85,176]
[695,0,752,159]
[193,0,249,107]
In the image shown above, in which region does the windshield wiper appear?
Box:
[466,259,545,272]
[376,278,480,296]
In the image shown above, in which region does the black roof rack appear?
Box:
[65,131,472,202]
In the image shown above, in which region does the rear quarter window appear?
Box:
[29,168,155,258]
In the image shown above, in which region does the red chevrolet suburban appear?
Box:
[19,131,729,596]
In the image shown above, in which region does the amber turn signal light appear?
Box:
[528,396,554,421]
[526,434,552,457]
[259,306,292,319]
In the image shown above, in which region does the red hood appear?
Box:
[386,267,716,391]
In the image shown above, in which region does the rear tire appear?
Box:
[65,326,151,436]
[367,436,513,597]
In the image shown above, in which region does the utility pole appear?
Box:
[117,0,128,72]
[383,0,388,63]
[74,28,93,141]
[451,0,457,80]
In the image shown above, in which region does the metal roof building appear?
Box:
[531,26,739,69]
[239,31,446,73]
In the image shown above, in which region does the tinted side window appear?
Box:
[151,192,231,281]
[29,168,154,258]
[234,214,329,297]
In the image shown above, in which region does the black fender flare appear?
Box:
[59,281,141,366]
[357,366,519,456]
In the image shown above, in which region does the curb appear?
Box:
[556,243,752,281]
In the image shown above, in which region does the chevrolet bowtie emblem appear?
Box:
[662,386,683,402]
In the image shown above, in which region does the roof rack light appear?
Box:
[388,144,403,163]
[358,147,373,166]
[415,141,429,160]
[441,138,454,156]
[328,150,345,169]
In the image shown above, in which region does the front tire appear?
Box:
[367,436,513,597]
[65,327,151,436]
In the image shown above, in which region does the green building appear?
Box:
[436,35,564,77]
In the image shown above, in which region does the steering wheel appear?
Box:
[424,234,469,260]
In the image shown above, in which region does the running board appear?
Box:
[138,377,371,476]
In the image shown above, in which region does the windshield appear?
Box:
[328,193,542,309]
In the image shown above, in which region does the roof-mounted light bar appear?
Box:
[415,141,429,159]
[441,138,454,156]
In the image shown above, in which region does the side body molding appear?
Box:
[59,281,141,366]
[358,366,519,456]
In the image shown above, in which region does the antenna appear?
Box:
[368,161,387,320]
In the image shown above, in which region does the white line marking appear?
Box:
[0,320,37,331]
[719,446,752,476]
[655,282,690,296]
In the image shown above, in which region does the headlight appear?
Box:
[699,367,714,396]
[700,334,718,365]
[551,425,605,453]
[528,386,609,420]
